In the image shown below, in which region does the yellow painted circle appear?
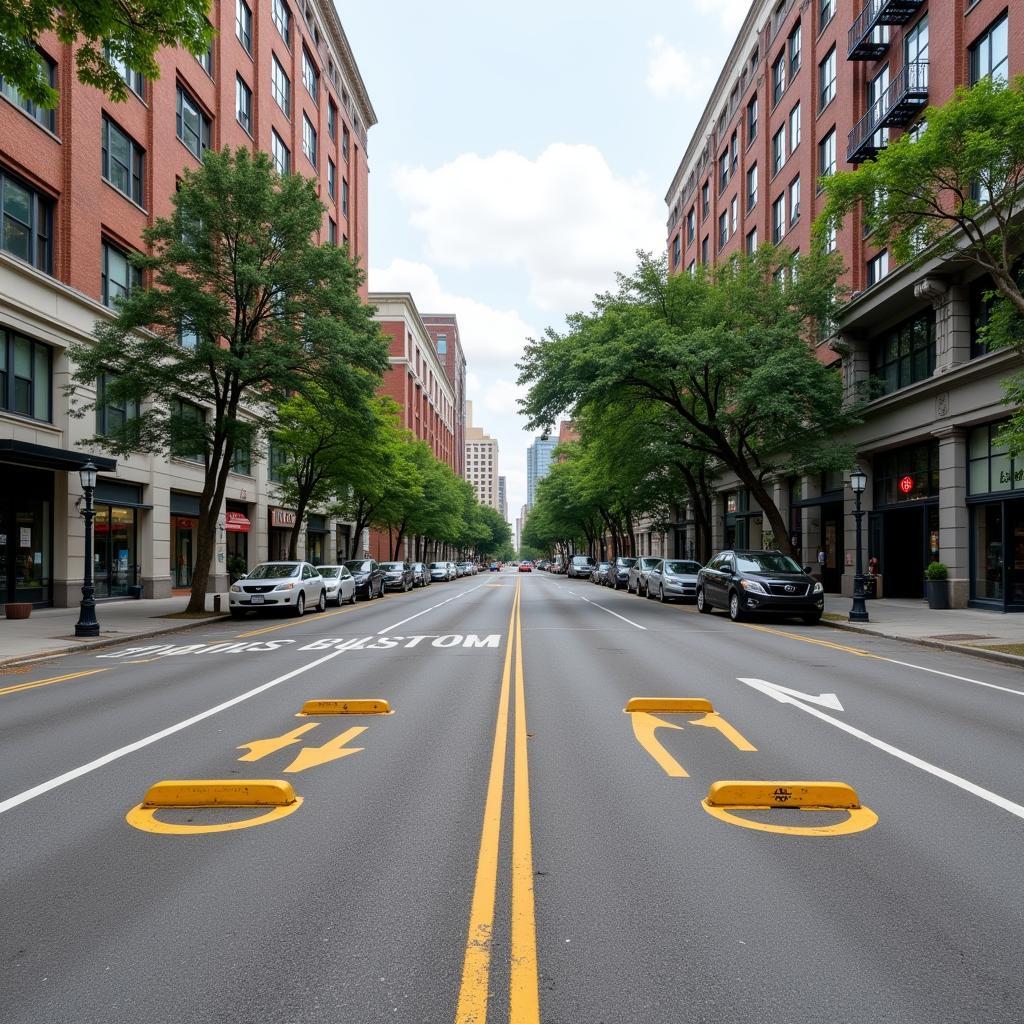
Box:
[126,797,303,835]
[701,800,878,837]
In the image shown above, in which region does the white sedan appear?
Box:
[229,561,327,617]
[316,565,357,605]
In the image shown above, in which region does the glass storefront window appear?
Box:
[973,504,1003,601]
[873,442,939,506]
[968,423,1023,496]
[93,504,137,597]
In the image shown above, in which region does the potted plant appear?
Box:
[925,561,949,610]
[4,602,32,620]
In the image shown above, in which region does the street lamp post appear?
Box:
[849,465,869,623]
[75,460,100,638]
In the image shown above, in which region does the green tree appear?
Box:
[519,248,855,557]
[70,147,387,611]
[818,75,1024,452]
[0,0,213,108]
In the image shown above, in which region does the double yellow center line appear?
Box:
[456,578,540,1023]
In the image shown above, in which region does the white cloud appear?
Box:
[694,0,749,32]
[646,36,712,100]
[391,144,664,312]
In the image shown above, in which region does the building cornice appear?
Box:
[315,0,377,131]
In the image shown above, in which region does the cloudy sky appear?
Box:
[338,0,749,528]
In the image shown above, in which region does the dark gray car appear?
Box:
[380,561,414,592]
[568,555,595,579]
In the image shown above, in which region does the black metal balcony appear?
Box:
[847,62,929,163]
[848,0,926,60]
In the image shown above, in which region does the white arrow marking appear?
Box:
[738,677,844,711]
[736,678,1024,821]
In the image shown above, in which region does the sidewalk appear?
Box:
[0,595,231,665]
[823,594,1024,665]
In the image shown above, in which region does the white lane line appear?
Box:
[0,646,350,818]
[377,582,488,635]
[567,590,647,631]
[737,677,1024,821]
[879,657,1024,698]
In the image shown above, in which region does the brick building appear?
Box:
[664,0,1024,609]
[0,0,375,606]
[422,314,467,478]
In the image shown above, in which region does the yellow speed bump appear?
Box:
[298,698,392,716]
[705,780,860,809]
[141,779,297,808]
[624,697,714,714]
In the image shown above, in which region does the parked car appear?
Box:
[518,561,533,572]
[429,561,453,582]
[697,549,824,624]
[344,559,386,600]
[628,557,663,596]
[591,561,612,585]
[568,555,596,579]
[315,564,357,606]
[647,559,702,603]
[489,561,500,572]
[606,556,638,590]
[457,560,475,577]
[229,561,327,618]
[411,562,431,587]
[380,561,415,592]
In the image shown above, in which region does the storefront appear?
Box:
[790,472,845,592]
[306,514,327,565]
[269,506,297,561]
[225,503,251,581]
[968,423,1024,610]
[170,491,200,588]
[93,479,148,598]
[869,442,940,599]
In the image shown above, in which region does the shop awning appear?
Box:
[0,440,116,473]
[225,511,251,533]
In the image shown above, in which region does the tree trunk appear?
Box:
[732,464,793,557]
[187,441,235,614]
[287,495,311,561]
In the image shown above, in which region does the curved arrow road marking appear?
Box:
[630,713,687,777]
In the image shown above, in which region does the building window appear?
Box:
[672,233,681,268]
[176,86,210,161]
[747,95,758,142]
[236,75,252,134]
[869,307,935,396]
[789,102,801,151]
[718,210,728,249]
[342,177,348,216]
[271,130,290,174]
[101,241,140,307]
[970,274,997,358]
[905,14,928,67]
[327,158,336,199]
[437,333,448,355]
[328,99,337,141]
[730,130,738,174]
[0,330,51,421]
[269,441,287,483]
[873,441,939,505]
[820,0,835,30]
[969,423,1022,496]
[730,194,738,234]
[701,235,709,263]
[789,176,801,225]
[171,398,206,463]
[102,116,143,204]
[272,55,290,115]
[1,54,57,131]
[867,249,889,286]
[96,372,137,435]
[105,48,142,99]
[824,222,837,253]
[746,227,758,254]
[819,47,836,110]
[272,0,291,46]
[179,323,198,349]
[746,163,757,210]
[969,12,1008,85]
[686,259,696,276]
[772,194,785,243]
[231,444,251,475]
[701,180,710,220]
[302,48,319,102]
[236,0,252,54]
[302,114,317,166]
[0,170,52,271]
[818,128,836,181]
[718,149,729,193]
[788,21,802,78]
[686,207,695,244]
[772,52,785,105]
[342,124,350,160]
[772,125,785,176]
[196,37,214,77]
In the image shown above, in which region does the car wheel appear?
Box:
[697,587,713,614]
[660,584,669,603]
[728,591,745,622]
[293,593,305,617]
[316,589,326,613]
[378,581,386,599]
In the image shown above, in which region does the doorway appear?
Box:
[882,506,927,598]
[821,503,845,593]
[173,520,194,587]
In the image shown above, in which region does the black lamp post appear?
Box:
[75,460,100,637]
[849,465,869,623]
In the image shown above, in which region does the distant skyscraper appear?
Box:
[498,476,508,522]
[464,401,500,511]
[526,435,558,507]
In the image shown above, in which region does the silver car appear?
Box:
[628,557,663,596]
[429,561,454,582]
[646,559,703,603]
[316,564,356,606]
[229,561,327,617]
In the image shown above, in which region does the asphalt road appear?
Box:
[2,570,1023,1023]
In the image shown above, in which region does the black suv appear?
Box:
[607,556,637,590]
[696,549,824,624]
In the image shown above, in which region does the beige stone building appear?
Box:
[464,401,500,511]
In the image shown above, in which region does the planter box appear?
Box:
[4,602,32,620]
[925,579,949,610]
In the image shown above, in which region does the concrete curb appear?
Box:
[0,613,233,669]
[826,618,1024,669]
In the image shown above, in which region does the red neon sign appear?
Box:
[898,475,914,495]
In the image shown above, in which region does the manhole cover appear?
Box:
[926,634,996,642]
